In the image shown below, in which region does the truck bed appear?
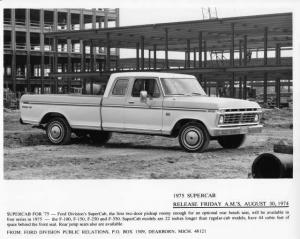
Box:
[20,94,102,130]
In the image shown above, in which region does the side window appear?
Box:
[112,79,128,96]
[131,78,160,98]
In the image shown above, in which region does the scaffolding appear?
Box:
[3,8,120,94]
[44,12,292,108]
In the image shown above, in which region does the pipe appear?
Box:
[251,153,293,178]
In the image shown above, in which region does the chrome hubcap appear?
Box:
[185,130,199,145]
[51,125,61,139]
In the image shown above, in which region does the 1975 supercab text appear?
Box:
[20,72,263,152]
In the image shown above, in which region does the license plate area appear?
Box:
[240,127,249,134]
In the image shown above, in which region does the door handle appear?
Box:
[128,101,135,104]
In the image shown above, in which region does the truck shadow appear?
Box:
[104,142,182,151]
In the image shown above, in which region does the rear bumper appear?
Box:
[210,124,263,136]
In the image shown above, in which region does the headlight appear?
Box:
[219,115,224,124]
[254,114,259,122]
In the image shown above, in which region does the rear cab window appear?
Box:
[111,78,129,96]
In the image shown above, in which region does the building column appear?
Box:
[103,8,108,60]
[66,10,72,93]
[239,77,242,99]
[140,36,144,70]
[186,39,190,68]
[92,9,96,29]
[243,35,247,66]
[203,41,207,67]
[90,40,95,71]
[239,39,242,66]
[148,49,151,69]
[276,43,281,65]
[153,44,157,70]
[230,73,235,98]
[40,9,45,94]
[106,32,111,71]
[230,23,235,66]
[11,9,16,92]
[264,27,268,65]
[79,10,86,93]
[26,9,31,92]
[275,77,281,108]
[193,48,196,68]
[198,32,202,68]
[53,38,58,93]
[136,42,140,70]
[81,41,86,94]
[263,72,268,104]
[165,28,169,69]
[243,75,247,99]
[52,9,58,93]
[104,8,108,28]
[115,9,120,70]
[216,81,219,97]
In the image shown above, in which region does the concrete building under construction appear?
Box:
[3,8,120,94]
[3,10,292,108]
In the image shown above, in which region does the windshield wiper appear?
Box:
[191,92,203,95]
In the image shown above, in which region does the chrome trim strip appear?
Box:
[218,123,260,127]
[103,126,162,135]
[164,107,215,112]
[219,110,262,114]
[22,119,39,125]
[71,125,101,130]
[103,104,162,109]
[102,104,216,112]
[22,101,100,107]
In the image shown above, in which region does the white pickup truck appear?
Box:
[20,72,263,152]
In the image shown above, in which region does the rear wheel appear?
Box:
[178,122,209,152]
[46,117,71,145]
[89,131,112,146]
[217,134,246,149]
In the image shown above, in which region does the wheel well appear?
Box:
[171,119,209,137]
[40,112,69,126]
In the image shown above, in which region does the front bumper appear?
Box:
[210,124,263,137]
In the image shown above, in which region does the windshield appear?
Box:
[160,78,206,96]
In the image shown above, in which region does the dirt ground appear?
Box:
[3,108,293,179]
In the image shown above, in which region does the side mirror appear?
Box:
[140,90,147,102]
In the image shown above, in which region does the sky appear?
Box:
[119,7,292,26]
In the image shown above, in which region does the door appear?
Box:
[123,78,163,134]
[101,78,129,130]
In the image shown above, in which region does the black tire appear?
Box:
[46,117,71,145]
[217,134,246,149]
[89,131,112,146]
[178,122,209,152]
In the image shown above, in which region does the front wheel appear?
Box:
[89,131,112,146]
[46,117,71,145]
[217,134,246,149]
[178,122,209,152]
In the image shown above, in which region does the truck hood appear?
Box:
[163,96,260,110]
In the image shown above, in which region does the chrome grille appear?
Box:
[241,113,256,123]
[224,114,241,124]
[223,113,257,124]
